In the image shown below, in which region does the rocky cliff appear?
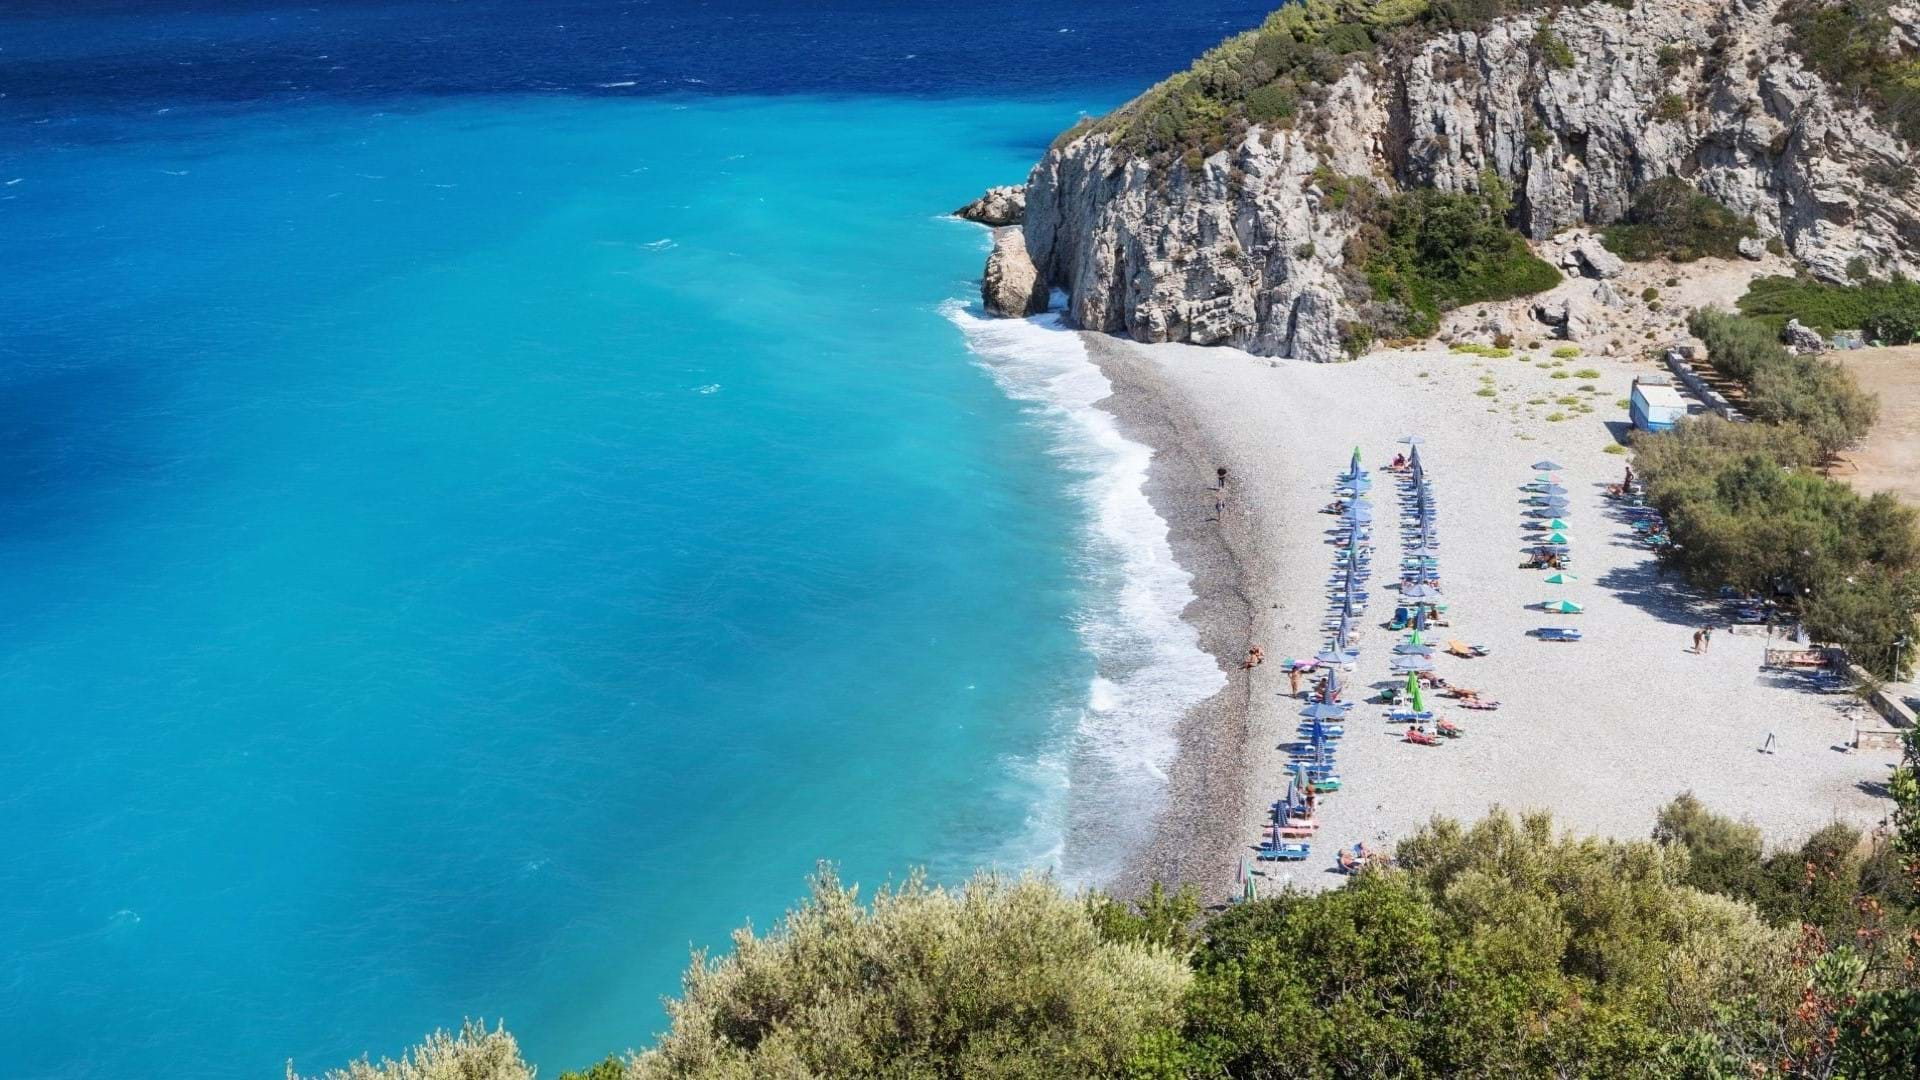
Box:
[1000,0,1920,360]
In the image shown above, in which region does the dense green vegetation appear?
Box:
[1352,178,1564,339]
[1086,0,1602,166]
[1686,309,1879,458]
[319,782,1920,1079]
[1738,274,1920,343]
[1600,178,1757,263]
[1630,404,1920,676]
[1781,0,1920,148]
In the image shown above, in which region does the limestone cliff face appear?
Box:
[1014,0,1920,360]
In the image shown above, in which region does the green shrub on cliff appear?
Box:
[1782,0,1920,146]
[1600,177,1756,262]
[1356,179,1563,338]
[1084,0,1591,166]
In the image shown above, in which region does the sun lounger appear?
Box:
[1458,700,1500,711]
[1436,720,1464,737]
[1257,842,1312,862]
[1533,627,1582,642]
[1445,640,1487,658]
[1387,709,1433,722]
[1403,728,1441,746]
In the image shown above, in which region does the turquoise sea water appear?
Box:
[0,3,1255,1075]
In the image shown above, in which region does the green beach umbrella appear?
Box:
[1546,518,1570,530]
[1538,599,1584,614]
[1407,671,1425,713]
[1546,531,1570,545]
[1544,572,1578,584]
[1409,629,1423,646]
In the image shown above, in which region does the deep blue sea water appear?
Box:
[0,3,1261,1075]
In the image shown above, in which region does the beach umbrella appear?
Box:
[1400,435,1425,446]
[1401,583,1441,600]
[1546,531,1570,545]
[1407,672,1425,713]
[1409,629,1423,645]
[1301,701,1350,719]
[1393,641,1435,655]
[1313,648,1351,665]
[1391,655,1436,672]
[1537,599,1584,614]
[1540,484,1568,496]
[1532,460,1565,472]
[1540,497,1571,509]
[1545,518,1571,530]
[1544,572,1578,584]
[1241,857,1255,902]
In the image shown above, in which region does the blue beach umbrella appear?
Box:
[1390,655,1436,672]
[1532,460,1565,472]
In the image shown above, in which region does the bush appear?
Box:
[1552,345,1581,358]
[631,867,1189,1078]
[1359,179,1563,338]
[1602,177,1757,262]
[1736,273,1920,341]
[1688,308,1877,459]
[1632,415,1920,675]
[295,1022,533,1080]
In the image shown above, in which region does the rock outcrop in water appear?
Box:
[997,0,1920,360]
[955,185,1026,227]
[982,226,1049,317]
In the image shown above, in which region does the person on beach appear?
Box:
[1692,628,1704,653]
[1242,646,1264,670]
[1288,666,1302,698]
[1217,466,1229,490]
[1702,625,1713,652]
[1623,465,1634,489]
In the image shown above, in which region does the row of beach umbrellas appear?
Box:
[1525,460,1583,614]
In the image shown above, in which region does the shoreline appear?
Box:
[1082,327,1903,903]
[1084,333,1258,901]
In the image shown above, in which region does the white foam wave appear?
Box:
[946,302,1226,888]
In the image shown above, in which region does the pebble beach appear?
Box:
[1089,330,1905,901]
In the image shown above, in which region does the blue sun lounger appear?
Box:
[1257,842,1312,862]
[1534,627,1582,642]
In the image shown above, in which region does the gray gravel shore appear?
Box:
[1086,330,1903,903]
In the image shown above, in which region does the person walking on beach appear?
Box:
[1217,466,1229,491]
[1702,625,1713,652]
[1692,628,1704,653]
[1288,666,1302,698]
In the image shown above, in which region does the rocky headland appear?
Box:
[975,0,1920,361]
